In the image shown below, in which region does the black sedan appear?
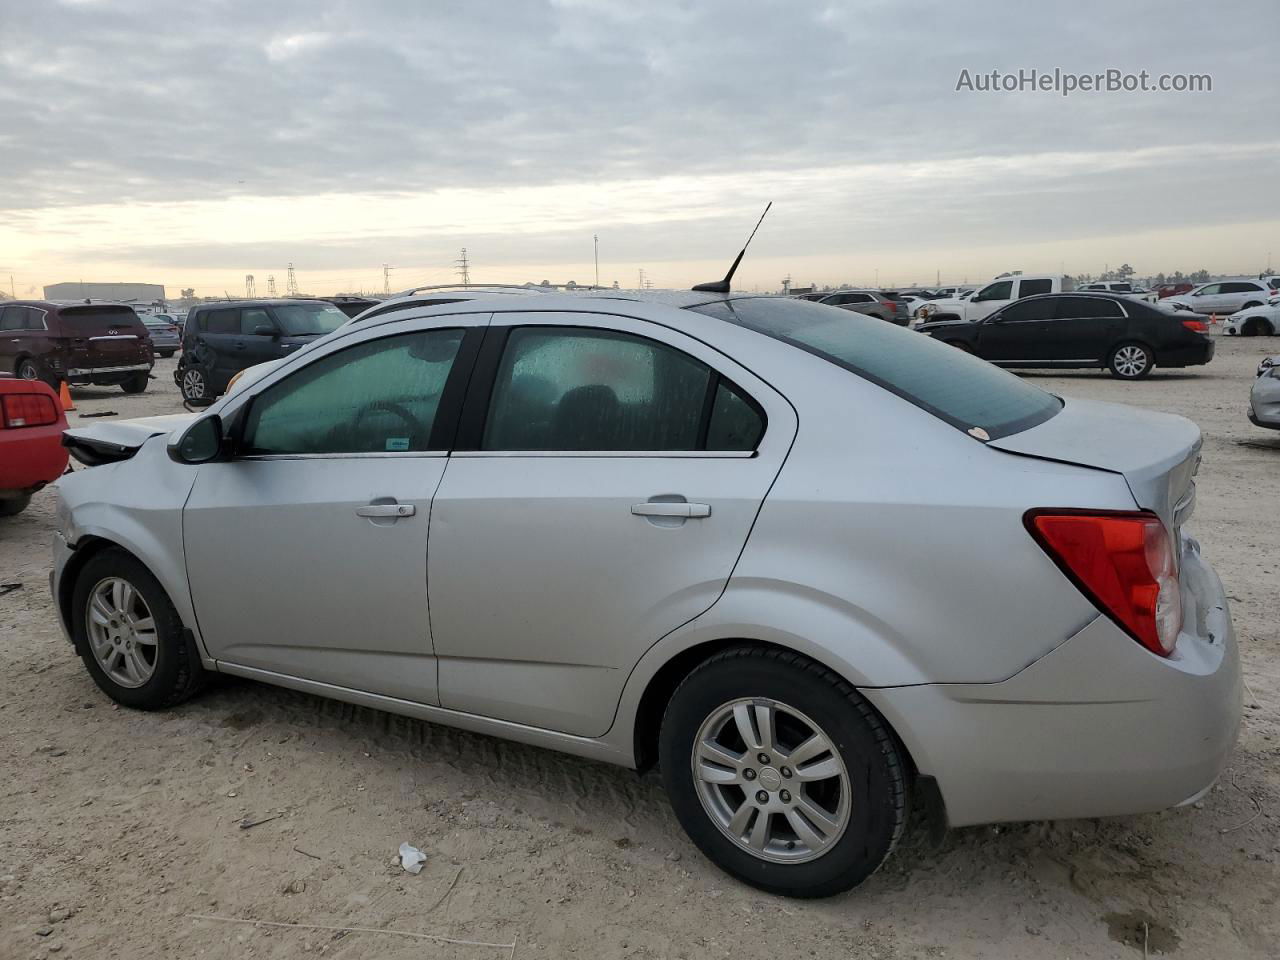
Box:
[915,293,1214,379]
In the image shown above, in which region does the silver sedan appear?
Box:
[52,292,1240,897]
[1250,356,1280,429]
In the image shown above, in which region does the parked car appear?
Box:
[141,314,181,357]
[319,295,384,319]
[1078,282,1158,303]
[0,301,153,393]
[55,291,1239,898]
[0,377,68,516]
[814,289,905,325]
[1165,279,1279,316]
[1223,298,1280,337]
[1249,356,1280,429]
[919,275,1073,323]
[174,298,348,401]
[916,292,1214,379]
[1155,282,1194,299]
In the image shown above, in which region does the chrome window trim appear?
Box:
[237,451,450,461]
[451,449,756,459]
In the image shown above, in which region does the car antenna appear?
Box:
[691,202,772,293]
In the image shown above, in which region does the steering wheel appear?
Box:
[351,400,425,451]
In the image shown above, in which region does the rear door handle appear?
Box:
[356,503,416,518]
[631,502,711,519]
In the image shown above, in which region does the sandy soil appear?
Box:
[2,340,1278,960]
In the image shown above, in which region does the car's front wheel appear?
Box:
[659,647,908,898]
[16,357,55,389]
[72,548,205,709]
[1108,342,1154,379]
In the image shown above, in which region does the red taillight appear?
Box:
[1026,510,1181,657]
[1,393,59,429]
[885,300,898,312]
[1181,319,1207,332]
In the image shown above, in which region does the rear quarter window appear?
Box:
[690,297,1062,440]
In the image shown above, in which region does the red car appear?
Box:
[0,377,69,516]
[1156,283,1194,299]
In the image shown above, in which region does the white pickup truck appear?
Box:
[919,275,1069,323]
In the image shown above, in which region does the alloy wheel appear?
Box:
[86,577,159,688]
[18,360,39,380]
[1113,345,1149,378]
[691,697,851,864]
[181,368,206,399]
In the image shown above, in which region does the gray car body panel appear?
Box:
[52,292,1242,827]
[1249,362,1280,428]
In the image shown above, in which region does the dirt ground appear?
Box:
[2,339,1278,960]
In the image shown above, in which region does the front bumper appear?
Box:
[1249,375,1280,429]
[863,540,1241,827]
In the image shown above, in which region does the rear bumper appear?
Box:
[863,540,1241,827]
[1159,339,1214,368]
[0,428,68,494]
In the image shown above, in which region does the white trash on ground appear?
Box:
[398,842,426,875]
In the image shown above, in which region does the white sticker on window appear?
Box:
[385,437,410,452]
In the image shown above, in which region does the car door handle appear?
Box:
[356,503,416,518]
[631,501,711,519]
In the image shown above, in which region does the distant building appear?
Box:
[43,281,166,303]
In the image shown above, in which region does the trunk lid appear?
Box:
[988,397,1201,532]
[56,306,151,367]
[63,413,195,466]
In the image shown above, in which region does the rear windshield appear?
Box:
[272,303,348,336]
[689,297,1062,440]
[56,306,146,332]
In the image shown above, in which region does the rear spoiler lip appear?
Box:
[61,430,140,467]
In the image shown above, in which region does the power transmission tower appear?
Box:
[383,264,394,294]
[639,267,653,289]
[593,234,599,289]
[286,263,298,296]
[456,248,471,286]
[267,275,277,296]
[245,274,256,297]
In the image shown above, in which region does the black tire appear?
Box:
[16,357,55,389]
[0,495,32,517]
[120,372,149,394]
[1243,317,1273,337]
[159,350,176,359]
[1108,341,1154,379]
[659,646,908,898]
[179,365,211,401]
[71,548,205,710]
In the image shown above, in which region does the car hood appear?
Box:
[63,413,197,466]
[989,397,1201,532]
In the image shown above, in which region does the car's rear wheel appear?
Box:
[159,350,176,359]
[120,372,149,394]
[1108,342,1154,379]
[0,495,32,517]
[180,366,210,401]
[16,357,54,388]
[659,646,908,898]
[72,548,205,709]
[1243,317,1274,337]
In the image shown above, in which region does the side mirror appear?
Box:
[168,415,224,464]
[253,324,280,338]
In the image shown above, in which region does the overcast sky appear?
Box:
[2,0,1278,296]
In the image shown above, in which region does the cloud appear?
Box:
[1,0,1278,292]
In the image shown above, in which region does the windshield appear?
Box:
[272,303,348,336]
[689,297,1062,440]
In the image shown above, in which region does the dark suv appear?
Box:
[175,299,349,400]
[0,301,153,393]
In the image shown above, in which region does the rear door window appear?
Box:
[974,281,1013,302]
[1054,297,1124,319]
[691,297,1061,440]
[993,299,1055,322]
[1017,279,1053,298]
[203,309,239,334]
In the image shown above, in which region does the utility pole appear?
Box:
[782,274,792,295]
[267,275,277,296]
[286,263,298,297]
[593,235,599,289]
[8,275,14,298]
[456,248,471,286]
[383,264,394,294]
[245,274,255,297]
